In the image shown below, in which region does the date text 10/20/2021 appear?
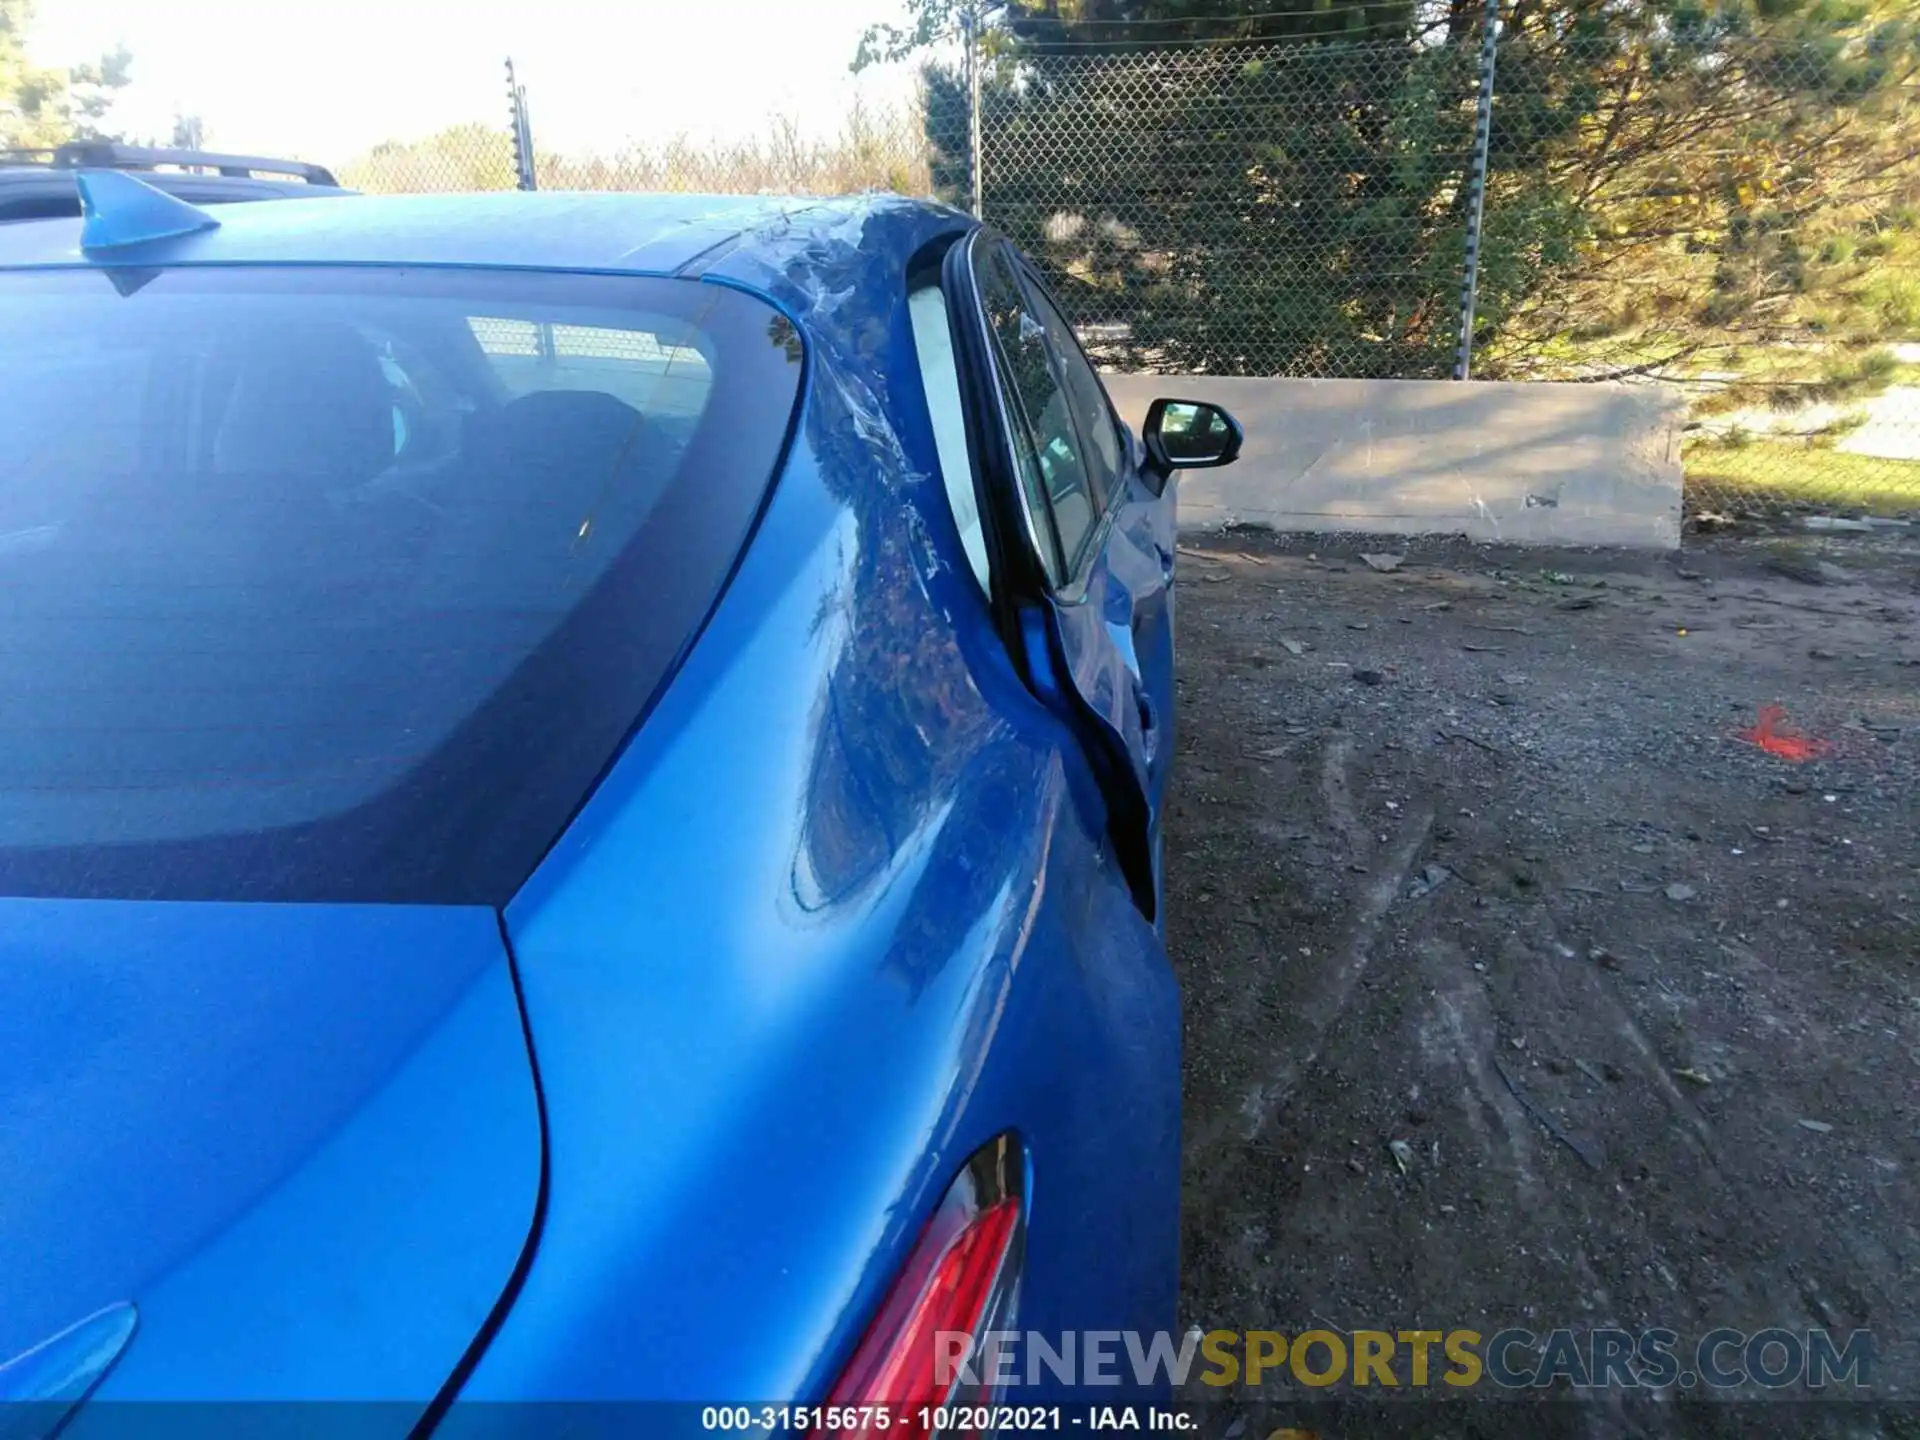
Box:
[700,1406,1198,1431]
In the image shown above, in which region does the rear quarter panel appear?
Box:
[466,221,1182,1406]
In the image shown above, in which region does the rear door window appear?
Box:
[973,241,1108,583]
[1014,265,1126,499]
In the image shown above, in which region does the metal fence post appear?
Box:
[966,1,984,219]
[506,57,537,192]
[1452,0,1499,380]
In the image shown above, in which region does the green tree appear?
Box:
[1485,0,1920,409]
[862,0,1548,375]
[862,0,1920,391]
[2,0,131,150]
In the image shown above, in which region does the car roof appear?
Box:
[0,189,966,279]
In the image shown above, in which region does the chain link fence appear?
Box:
[340,16,1919,518]
[977,23,1920,519]
[977,39,1482,381]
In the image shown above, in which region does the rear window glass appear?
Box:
[0,266,802,902]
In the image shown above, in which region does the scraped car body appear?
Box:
[0,189,1202,1424]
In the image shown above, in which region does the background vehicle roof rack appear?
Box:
[13,142,338,187]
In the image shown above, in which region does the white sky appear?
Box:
[31,0,924,166]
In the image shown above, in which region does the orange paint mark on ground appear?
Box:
[1738,704,1832,762]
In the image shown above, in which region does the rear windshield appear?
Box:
[0,266,802,902]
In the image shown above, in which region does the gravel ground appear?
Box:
[1164,525,1920,1438]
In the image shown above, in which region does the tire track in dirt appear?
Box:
[1182,731,1433,1264]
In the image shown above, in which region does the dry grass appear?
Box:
[1687,439,1920,516]
[341,102,932,200]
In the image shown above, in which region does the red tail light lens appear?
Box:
[825,1136,1024,1436]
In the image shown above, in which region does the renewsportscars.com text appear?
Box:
[935,1328,1874,1392]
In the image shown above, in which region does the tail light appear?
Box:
[825,1134,1025,1437]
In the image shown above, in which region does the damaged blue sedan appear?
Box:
[0,178,1241,1429]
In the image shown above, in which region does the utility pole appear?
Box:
[966,1,984,219]
[1452,0,1499,380]
[506,57,537,192]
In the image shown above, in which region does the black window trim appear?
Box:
[991,239,1108,585]
[1009,252,1131,503]
[962,231,1129,606]
[958,230,1070,588]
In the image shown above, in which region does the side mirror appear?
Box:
[1142,398,1244,479]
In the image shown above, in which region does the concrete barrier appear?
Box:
[1101,375,1686,550]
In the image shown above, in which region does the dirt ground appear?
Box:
[1163,523,1920,1438]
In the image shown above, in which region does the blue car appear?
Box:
[0,176,1241,1431]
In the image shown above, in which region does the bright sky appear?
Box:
[31,0,925,166]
